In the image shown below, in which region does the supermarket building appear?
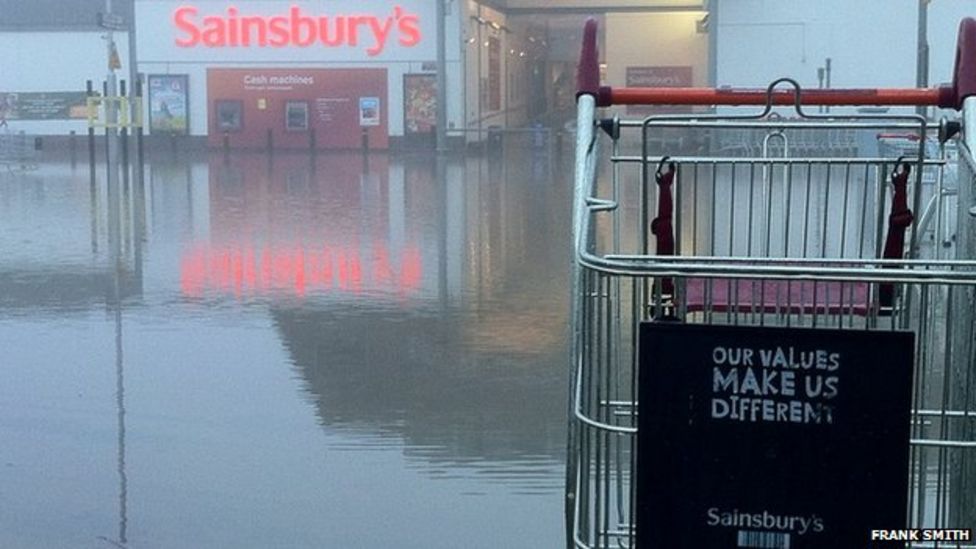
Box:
[0,0,973,149]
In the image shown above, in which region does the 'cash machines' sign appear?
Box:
[638,323,914,548]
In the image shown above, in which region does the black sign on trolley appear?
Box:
[638,323,915,548]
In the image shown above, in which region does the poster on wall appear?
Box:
[625,66,692,115]
[403,74,436,136]
[148,74,189,134]
[359,97,380,127]
[0,92,89,121]
[637,323,914,548]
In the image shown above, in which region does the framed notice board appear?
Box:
[148,74,189,135]
[638,323,914,548]
[403,73,436,136]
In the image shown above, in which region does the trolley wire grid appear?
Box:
[568,18,976,549]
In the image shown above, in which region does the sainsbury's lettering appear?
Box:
[173,5,422,56]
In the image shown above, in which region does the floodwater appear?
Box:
[0,140,572,548]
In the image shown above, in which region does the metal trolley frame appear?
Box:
[568,18,976,549]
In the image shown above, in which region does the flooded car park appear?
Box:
[0,145,572,548]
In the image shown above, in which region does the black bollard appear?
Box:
[135,78,145,188]
[103,81,110,167]
[119,80,130,182]
[222,131,230,166]
[87,81,96,185]
[134,78,146,245]
[119,80,131,253]
[70,130,77,168]
[86,80,97,253]
[309,128,317,173]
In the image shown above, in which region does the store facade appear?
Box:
[10,1,976,149]
[1,0,714,148]
[134,0,462,149]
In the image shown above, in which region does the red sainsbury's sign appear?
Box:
[174,4,422,56]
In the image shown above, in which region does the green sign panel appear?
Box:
[0,92,90,121]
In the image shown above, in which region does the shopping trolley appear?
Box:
[568,18,976,548]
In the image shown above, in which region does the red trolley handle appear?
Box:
[577,17,976,110]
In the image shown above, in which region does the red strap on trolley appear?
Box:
[879,162,914,308]
[651,160,676,297]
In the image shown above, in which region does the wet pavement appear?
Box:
[0,141,572,548]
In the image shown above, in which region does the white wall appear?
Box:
[0,32,130,135]
[605,12,709,88]
[445,1,464,134]
[717,0,917,90]
[717,0,975,101]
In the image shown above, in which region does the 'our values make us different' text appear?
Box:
[710,346,840,425]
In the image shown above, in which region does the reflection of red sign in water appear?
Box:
[193,154,426,300]
[181,243,423,299]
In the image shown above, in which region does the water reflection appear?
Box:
[0,139,572,547]
[182,155,424,300]
[0,166,142,311]
[197,151,572,480]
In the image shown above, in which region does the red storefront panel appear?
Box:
[207,68,388,150]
